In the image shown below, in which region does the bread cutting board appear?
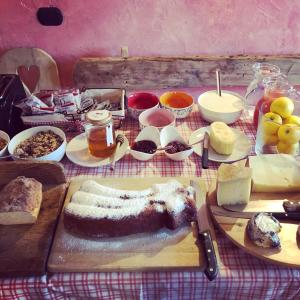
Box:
[48,177,208,272]
[0,161,67,277]
[208,180,300,268]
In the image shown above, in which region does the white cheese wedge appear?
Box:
[210,122,236,155]
[217,161,252,206]
[249,154,300,192]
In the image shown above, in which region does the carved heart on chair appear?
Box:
[17,65,40,93]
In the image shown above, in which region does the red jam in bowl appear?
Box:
[165,141,191,154]
[128,93,159,110]
[131,140,157,154]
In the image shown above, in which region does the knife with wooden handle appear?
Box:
[191,180,219,281]
[211,205,300,221]
[222,199,300,214]
[201,132,209,169]
[283,200,300,213]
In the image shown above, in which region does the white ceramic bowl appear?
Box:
[8,126,66,161]
[160,126,193,161]
[160,91,194,119]
[0,130,10,157]
[130,126,160,161]
[139,107,176,131]
[198,90,244,124]
[127,92,160,120]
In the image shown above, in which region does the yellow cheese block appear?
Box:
[210,122,236,155]
[249,154,300,192]
[217,161,252,206]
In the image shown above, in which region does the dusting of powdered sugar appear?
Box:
[65,179,196,221]
[80,180,154,198]
[58,225,191,253]
[71,190,150,208]
[64,201,159,219]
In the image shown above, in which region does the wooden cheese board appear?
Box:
[48,177,211,273]
[208,180,300,268]
[0,161,67,277]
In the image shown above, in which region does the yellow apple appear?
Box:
[277,141,299,155]
[262,112,282,135]
[277,123,300,144]
[283,115,300,126]
[263,134,279,145]
[270,97,294,118]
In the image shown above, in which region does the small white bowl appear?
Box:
[0,130,10,157]
[198,90,244,124]
[139,107,176,131]
[130,126,160,161]
[160,126,193,161]
[8,126,66,161]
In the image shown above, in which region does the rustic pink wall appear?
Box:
[0,0,300,87]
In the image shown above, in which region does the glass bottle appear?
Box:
[245,62,281,122]
[85,110,116,158]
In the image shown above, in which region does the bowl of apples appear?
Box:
[255,96,300,155]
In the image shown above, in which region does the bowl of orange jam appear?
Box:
[159,91,194,119]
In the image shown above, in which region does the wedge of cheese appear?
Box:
[249,154,300,192]
[217,161,252,206]
[210,122,236,155]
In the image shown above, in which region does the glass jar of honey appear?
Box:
[85,110,116,158]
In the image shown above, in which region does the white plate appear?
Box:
[189,127,251,163]
[66,133,129,167]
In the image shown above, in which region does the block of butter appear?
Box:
[210,122,236,155]
[217,161,252,206]
[249,154,300,193]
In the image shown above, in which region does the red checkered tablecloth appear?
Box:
[1,87,300,300]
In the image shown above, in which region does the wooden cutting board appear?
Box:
[208,180,300,268]
[0,161,67,277]
[48,177,207,272]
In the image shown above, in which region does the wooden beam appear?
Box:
[73,55,300,89]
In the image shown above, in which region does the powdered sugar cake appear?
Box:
[48,177,207,272]
[64,179,196,238]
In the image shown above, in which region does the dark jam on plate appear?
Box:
[166,141,191,154]
[131,140,157,154]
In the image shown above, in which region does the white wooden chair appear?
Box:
[0,47,61,94]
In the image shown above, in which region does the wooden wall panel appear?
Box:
[73,55,300,89]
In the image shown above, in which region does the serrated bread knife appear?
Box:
[191,180,218,281]
[211,205,300,221]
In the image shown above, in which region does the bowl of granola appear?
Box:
[0,130,10,157]
[8,126,66,161]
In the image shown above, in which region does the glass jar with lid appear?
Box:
[245,63,281,120]
[85,110,116,158]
